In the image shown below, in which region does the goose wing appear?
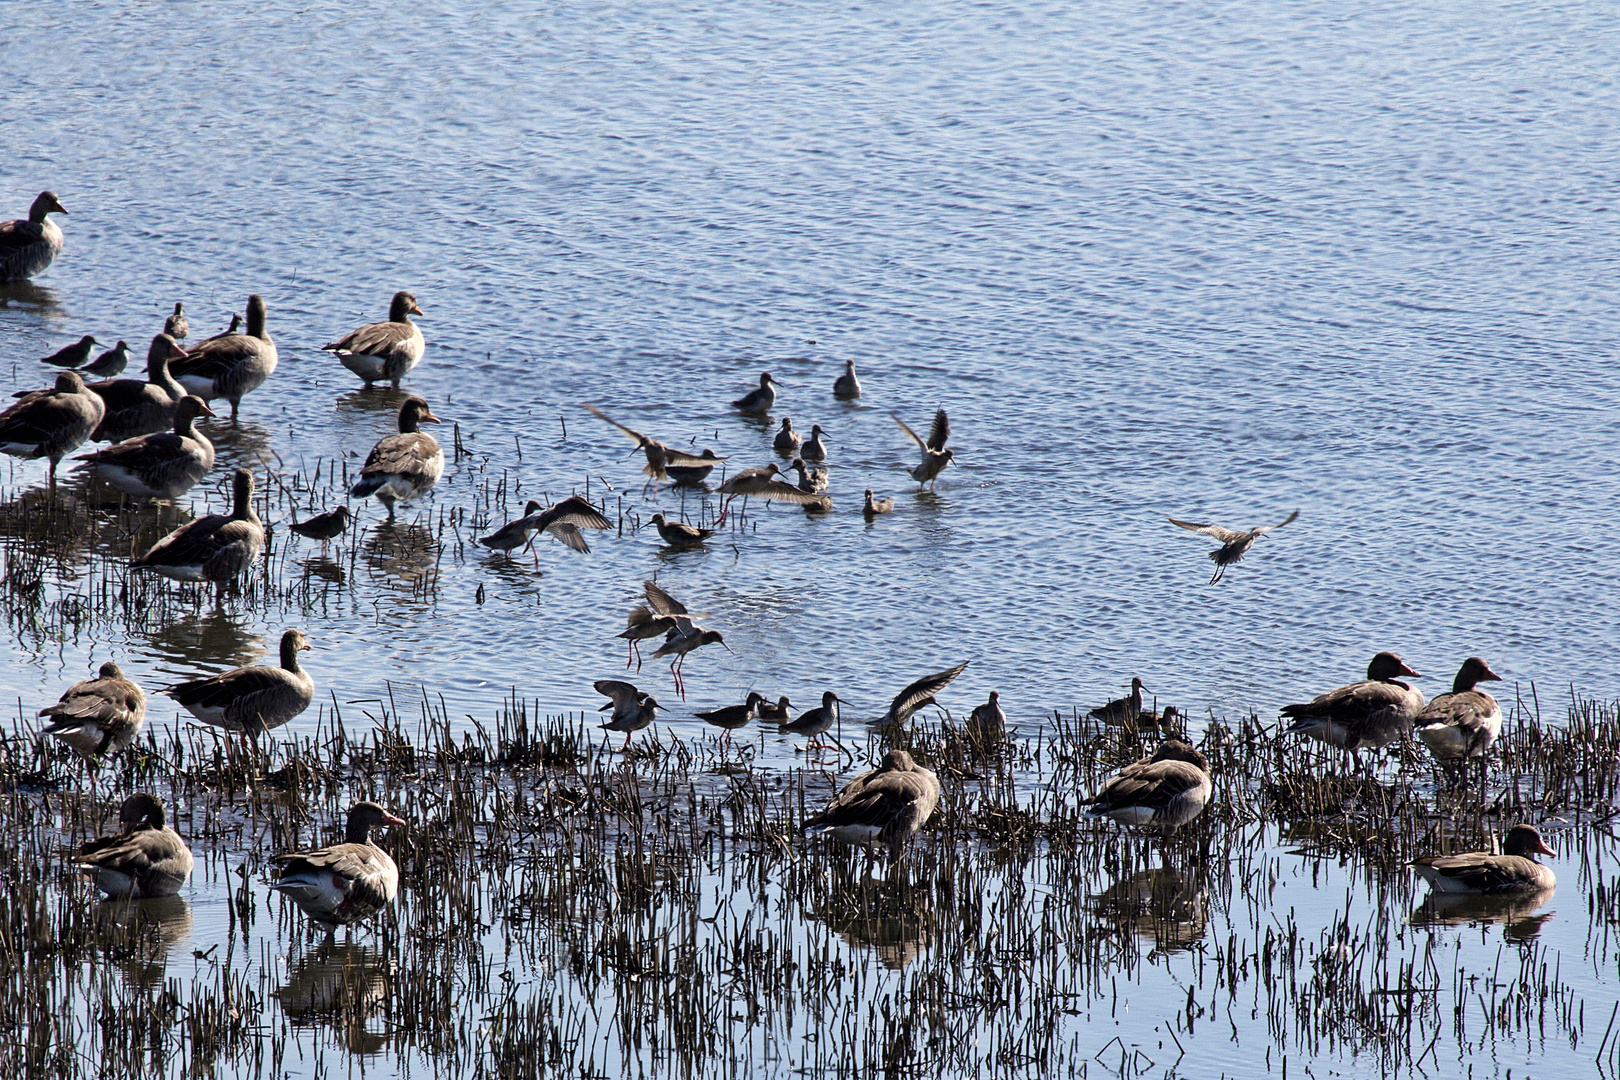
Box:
[323,320,415,357]
[170,335,256,380]
[361,432,439,478]
[166,665,292,713]
[806,769,936,833]
[1085,761,1205,814]
[132,514,229,568]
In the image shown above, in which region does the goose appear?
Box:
[594,679,661,750]
[78,396,215,500]
[894,409,953,490]
[785,691,844,748]
[869,661,969,731]
[833,360,862,400]
[1414,657,1504,780]
[789,457,829,495]
[583,403,727,489]
[349,396,443,519]
[695,692,766,742]
[478,496,612,563]
[805,749,940,858]
[322,290,426,389]
[649,512,715,547]
[1411,824,1556,895]
[1089,677,1149,726]
[1083,740,1212,836]
[289,505,352,543]
[666,447,722,486]
[271,801,406,928]
[801,424,828,461]
[1167,509,1299,584]
[74,793,193,899]
[164,302,189,341]
[79,340,131,379]
[732,372,778,413]
[170,294,277,422]
[773,417,801,455]
[166,628,314,737]
[39,335,100,368]
[0,371,105,486]
[88,334,189,442]
[863,490,894,517]
[38,662,146,758]
[1280,652,1425,764]
[0,190,67,281]
[131,468,263,597]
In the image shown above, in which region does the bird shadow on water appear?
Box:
[0,279,62,313]
[140,606,266,675]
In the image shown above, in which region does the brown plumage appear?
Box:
[290,505,352,542]
[0,190,67,281]
[131,468,263,597]
[170,294,277,422]
[164,302,189,341]
[715,462,831,514]
[870,661,969,730]
[323,290,426,389]
[594,678,662,749]
[39,662,146,758]
[350,397,443,519]
[863,489,894,517]
[39,334,100,368]
[165,628,314,737]
[271,802,406,928]
[89,335,190,442]
[1083,740,1212,834]
[804,749,941,857]
[1411,824,1556,895]
[695,691,766,738]
[584,403,728,488]
[649,512,715,546]
[1281,651,1426,759]
[666,447,722,485]
[1168,509,1299,583]
[0,370,105,487]
[1415,657,1504,775]
[894,409,954,490]
[74,794,193,899]
[1088,677,1149,726]
[78,395,215,500]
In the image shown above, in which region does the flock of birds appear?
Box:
[4,189,1558,932]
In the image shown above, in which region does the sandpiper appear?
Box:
[584,403,727,491]
[833,360,862,400]
[1088,678,1149,726]
[732,372,778,414]
[863,490,895,517]
[773,417,801,456]
[649,512,716,547]
[595,679,662,750]
[785,691,844,749]
[290,505,352,545]
[695,691,766,744]
[715,462,830,521]
[39,334,99,368]
[894,409,954,490]
[479,495,613,565]
[667,447,722,485]
[79,340,131,378]
[1168,509,1298,584]
[870,662,969,730]
[757,695,792,721]
[789,457,828,495]
[164,302,189,341]
[802,424,828,461]
[967,690,1006,744]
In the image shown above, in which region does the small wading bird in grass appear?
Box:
[785,691,845,750]
[477,496,612,565]
[594,679,662,750]
[1167,509,1298,584]
[1088,677,1149,726]
[695,691,767,746]
[869,662,969,732]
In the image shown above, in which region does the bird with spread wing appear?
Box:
[1167,510,1298,583]
[583,403,726,492]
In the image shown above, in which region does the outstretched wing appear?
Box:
[643,580,689,617]
[893,415,928,452]
[533,495,612,534]
[582,403,647,446]
[1255,509,1300,535]
[544,522,590,553]
[881,661,970,725]
[593,679,641,708]
[1167,517,1245,544]
[926,409,950,452]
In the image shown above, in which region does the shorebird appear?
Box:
[166,628,314,738]
[0,371,104,487]
[164,302,189,341]
[131,468,263,598]
[584,403,727,491]
[715,461,830,522]
[350,397,443,520]
[789,457,828,495]
[204,312,243,342]
[79,340,130,378]
[323,290,426,390]
[773,417,801,456]
[1083,740,1212,838]
[1414,657,1504,784]
[0,190,67,282]
[1088,678,1149,726]
[785,691,844,749]
[594,679,662,749]
[801,424,829,462]
[695,691,766,745]
[870,662,969,731]
[1410,824,1556,895]
[39,335,99,368]
[170,294,277,422]
[653,619,731,701]
[804,749,940,859]
[1168,509,1299,584]
[732,372,779,413]
[894,409,953,490]
[1281,652,1426,766]
[74,794,193,899]
[833,360,862,400]
[271,802,406,929]
[478,496,612,564]
[649,512,716,547]
[863,490,894,517]
[38,662,147,759]
[667,447,722,485]
[290,505,352,546]
[757,695,792,721]
[967,690,1006,743]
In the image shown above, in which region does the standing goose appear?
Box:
[0,190,67,281]
[1167,509,1299,584]
[0,371,105,487]
[80,340,131,379]
[1083,740,1213,836]
[166,628,314,737]
[583,403,726,490]
[74,793,194,899]
[804,749,940,859]
[131,468,263,598]
[1088,677,1149,726]
[322,290,426,390]
[1411,824,1556,895]
[801,424,829,461]
[164,302,189,341]
[38,662,147,758]
[170,294,277,422]
[350,397,443,520]
[89,335,189,442]
[1414,657,1504,780]
[649,512,716,547]
[833,360,862,400]
[594,679,662,750]
[773,418,801,455]
[785,691,845,749]
[869,662,970,731]
[1280,652,1426,764]
[732,372,779,414]
[78,396,215,500]
[271,801,406,928]
[894,409,954,490]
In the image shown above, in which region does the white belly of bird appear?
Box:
[0,440,43,458]
[1093,805,1161,827]
[275,870,351,919]
[1412,866,1476,894]
[1418,708,1501,759]
[812,823,887,845]
[340,353,390,381]
[88,867,139,899]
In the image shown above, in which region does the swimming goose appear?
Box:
[350,397,443,519]
[594,679,662,749]
[79,395,215,500]
[1414,657,1504,778]
[773,418,801,455]
[789,457,828,495]
[801,424,828,461]
[870,662,970,731]
[833,360,862,400]
[695,691,766,741]
[1168,509,1299,584]
[271,801,406,928]
[649,512,715,547]
[863,490,894,517]
[1411,824,1555,895]
[323,290,426,390]
[1089,678,1149,726]
[164,302,189,341]
[583,403,727,489]
[894,409,953,490]
[170,294,277,422]
[38,662,147,758]
[289,505,352,543]
[1083,740,1212,836]
[0,371,105,487]
[0,190,67,281]
[89,335,189,442]
[80,340,130,378]
[74,793,193,899]
[732,372,779,413]
[805,749,940,858]
[666,447,722,485]
[785,691,844,748]
[39,335,100,368]
[166,628,314,737]
[131,468,263,597]
[1281,652,1426,763]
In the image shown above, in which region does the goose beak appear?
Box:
[410,303,425,317]
[1535,837,1557,857]
[422,411,443,424]
[382,812,407,829]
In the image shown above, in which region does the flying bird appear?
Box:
[1167,509,1299,583]
[894,409,954,490]
[869,661,969,730]
[584,403,727,491]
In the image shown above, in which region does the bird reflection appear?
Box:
[0,279,61,311]
[361,521,439,591]
[802,860,936,970]
[274,940,394,1056]
[143,606,265,673]
[1409,889,1555,943]
[92,895,193,988]
[204,419,274,472]
[1091,861,1209,953]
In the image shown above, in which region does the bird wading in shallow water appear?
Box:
[894,409,953,490]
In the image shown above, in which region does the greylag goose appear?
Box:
[833,360,862,400]
[78,396,215,500]
[39,335,100,368]
[131,468,263,597]
[164,302,189,341]
[894,409,953,490]
[1168,509,1299,584]
[801,424,828,461]
[322,290,426,390]
[170,294,277,422]
[80,340,130,378]
[695,691,766,742]
[89,335,189,442]
[595,679,661,749]
[1083,740,1212,836]
[583,403,727,489]
[39,661,146,757]
[785,691,844,748]
[1414,656,1504,780]
[271,801,406,928]
[789,457,829,495]
[863,490,894,517]
[289,505,351,542]
[732,372,778,413]
[649,512,715,547]
[773,418,801,455]
[805,749,940,858]
[0,190,67,281]
[1281,652,1425,763]
[166,628,314,736]
[350,396,443,519]
[870,661,969,731]
[1411,824,1555,895]
[1089,677,1149,726]
[967,690,1006,742]
[74,793,193,899]
[758,695,792,721]
[666,448,722,485]
[0,371,104,486]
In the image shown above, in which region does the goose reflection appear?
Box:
[801,860,936,970]
[1409,889,1556,943]
[1090,861,1209,953]
[335,386,414,418]
[361,521,440,592]
[274,940,395,1056]
[142,606,265,673]
[0,278,61,311]
[202,418,274,472]
[93,895,193,988]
